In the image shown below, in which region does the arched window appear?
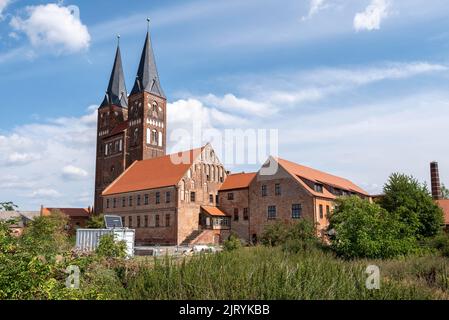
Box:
[133,128,139,145]
[152,129,158,145]
[180,180,185,201]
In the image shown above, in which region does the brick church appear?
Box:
[95,29,371,245]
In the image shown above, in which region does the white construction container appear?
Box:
[75,228,135,257]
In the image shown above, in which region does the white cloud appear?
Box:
[30,188,61,198]
[354,0,390,31]
[62,165,88,180]
[10,3,91,54]
[0,0,10,19]
[200,94,276,117]
[6,152,41,165]
[302,0,329,20]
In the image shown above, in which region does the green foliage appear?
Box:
[96,234,127,259]
[328,196,418,259]
[380,173,444,238]
[260,219,318,250]
[86,214,105,229]
[441,184,449,200]
[121,246,449,299]
[223,234,242,251]
[0,201,18,211]
[427,233,449,257]
[19,210,71,258]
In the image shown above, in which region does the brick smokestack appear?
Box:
[430,161,442,200]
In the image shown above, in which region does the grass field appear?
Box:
[93,246,449,300]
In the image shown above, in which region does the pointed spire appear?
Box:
[130,22,165,98]
[100,36,128,108]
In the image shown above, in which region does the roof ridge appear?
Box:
[102,160,139,196]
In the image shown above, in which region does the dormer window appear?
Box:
[314,184,324,193]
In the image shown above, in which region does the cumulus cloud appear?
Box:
[354,0,390,31]
[30,188,61,198]
[6,152,41,166]
[62,165,88,180]
[0,0,10,19]
[10,3,91,54]
[302,0,329,20]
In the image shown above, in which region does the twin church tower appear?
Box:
[94,28,167,214]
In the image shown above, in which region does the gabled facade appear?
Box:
[101,144,228,245]
[218,156,370,243]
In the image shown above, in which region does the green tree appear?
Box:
[260,219,318,249]
[441,184,449,200]
[86,214,105,229]
[96,234,127,259]
[380,173,444,238]
[19,210,71,257]
[328,196,417,259]
[223,234,242,251]
[0,202,18,211]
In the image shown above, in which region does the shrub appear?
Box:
[96,234,127,259]
[19,210,71,258]
[260,222,290,246]
[223,234,242,251]
[328,196,418,259]
[260,219,320,253]
[380,173,444,239]
[86,214,105,229]
[428,233,449,257]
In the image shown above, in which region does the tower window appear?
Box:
[209,194,214,203]
[190,192,196,202]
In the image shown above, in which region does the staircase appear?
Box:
[180,229,203,246]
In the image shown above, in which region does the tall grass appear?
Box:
[111,246,449,300]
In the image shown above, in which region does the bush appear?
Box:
[86,214,105,229]
[428,233,449,257]
[223,234,241,251]
[380,173,444,239]
[96,234,127,259]
[19,210,71,258]
[328,196,418,259]
[260,219,320,253]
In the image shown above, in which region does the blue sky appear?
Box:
[1,0,449,210]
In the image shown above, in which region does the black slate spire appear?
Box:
[100,40,128,108]
[130,29,165,98]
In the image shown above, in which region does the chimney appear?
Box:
[430,161,442,200]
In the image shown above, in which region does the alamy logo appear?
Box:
[365,265,380,290]
[65,265,80,289]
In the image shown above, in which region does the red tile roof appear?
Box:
[437,200,449,225]
[201,206,228,217]
[219,172,256,191]
[276,157,369,199]
[42,208,91,217]
[102,146,204,196]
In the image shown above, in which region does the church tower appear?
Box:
[94,39,128,214]
[126,27,167,167]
